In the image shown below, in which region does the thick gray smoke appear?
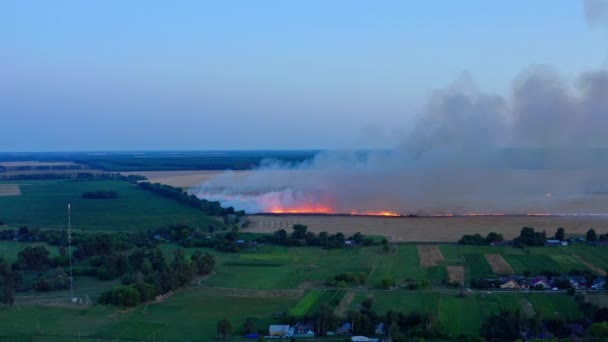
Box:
[191,67,608,215]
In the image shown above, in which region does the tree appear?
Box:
[361,298,374,310]
[0,288,14,305]
[17,246,50,270]
[587,228,598,242]
[589,322,608,338]
[243,317,256,334]
[555,227,565,241]
[217,318,232,340]
[291,224,308,240]
[191,251,215,275]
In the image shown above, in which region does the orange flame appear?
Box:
[269,205,334,214]
[350,210,400,217]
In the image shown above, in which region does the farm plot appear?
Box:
[571,255,607,276]
[446,266,466,284]
[417,245,444,267]
[503,254,562,275]
[0,180,220,230]
[485,254,514,275]
[0,184,20,196]
[463,254,495,279]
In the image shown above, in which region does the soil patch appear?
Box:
[0,184,21,196]
[446,265,465,284]
[485,254,515,275]
[417,245,444,267]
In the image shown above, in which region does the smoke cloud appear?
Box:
[190,66,608,215]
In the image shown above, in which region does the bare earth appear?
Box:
[247,214,608,243]
[446,266,466,284]
[0,184,21,196]
[485,254,515,275]
[417,245,444,267]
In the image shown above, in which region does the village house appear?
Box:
[268,325,290,337]
[592,278,606,290]
[292,322,315,337]
[530,277,550,289]
[337,322,353,335]
[499,278,521,289]
[567,276,588,289]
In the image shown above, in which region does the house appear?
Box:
[337,322,352,335]
[592,278,606,290]
[352,337,370,342]
[375,322,384,335]
[567,276,587,289]
[530,277,550,289]
[344,240,354,247]
[561,241,568,246]
[269,325,290,337]
[293,322,315,337]
[545,239,561,247]
[499,278,521,289]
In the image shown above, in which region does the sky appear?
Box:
[1,0,606,151]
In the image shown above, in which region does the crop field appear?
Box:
[122,170,231,188]
[0,180,220,231]
[247,214,608,242]
[463,254,495,279]
[289,289,344,316]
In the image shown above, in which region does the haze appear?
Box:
[1,0,606,151]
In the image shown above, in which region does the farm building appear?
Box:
[268,325,290,337]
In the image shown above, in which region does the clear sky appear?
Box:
[1,0,605,151]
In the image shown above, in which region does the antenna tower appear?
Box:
[68,203,74,300]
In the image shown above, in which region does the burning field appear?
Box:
[188,67,608,237]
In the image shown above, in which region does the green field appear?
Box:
[0,287,297,341]
[0,180,220,231]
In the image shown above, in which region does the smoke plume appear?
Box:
[190,66,608,215]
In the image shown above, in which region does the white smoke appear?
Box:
[190,67,608,215]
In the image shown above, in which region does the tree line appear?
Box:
[81,190,118,199]
[137,182,240,216]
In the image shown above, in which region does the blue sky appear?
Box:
[0,0,605,151]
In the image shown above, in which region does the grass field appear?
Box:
[0,180,220,231]
[0,287,297,341]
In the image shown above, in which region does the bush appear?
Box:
[100,285,141,307]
